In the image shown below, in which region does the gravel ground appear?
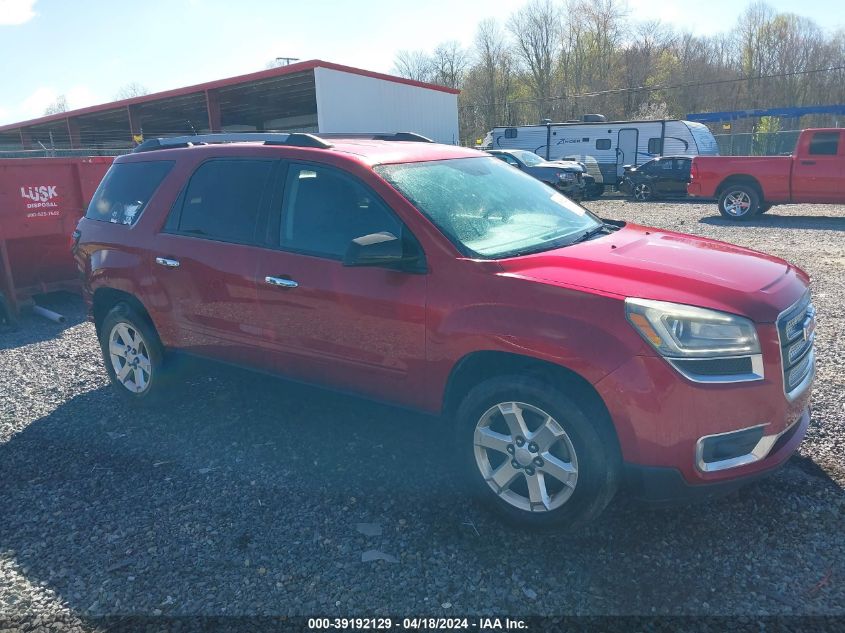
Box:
[0,199,843,623]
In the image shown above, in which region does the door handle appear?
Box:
[155,257,180,268]
[264,276,298,289]
[800,160,816,165]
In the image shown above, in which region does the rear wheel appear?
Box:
[718,185,760,220]
[457,376,619,529]
[99,302,171,405]
[632,182,653,201]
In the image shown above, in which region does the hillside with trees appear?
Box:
[392,0,845,145]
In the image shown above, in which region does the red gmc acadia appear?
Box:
[74,133,815,527]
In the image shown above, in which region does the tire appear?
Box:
[718,184,761,220]
[98,302,171,405]
[632,182,652,201]
[587,184,605,200]
[456,375,620,529]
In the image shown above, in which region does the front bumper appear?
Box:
[595,319,814,488]
[553,179,585,197]
[624,406,810,502]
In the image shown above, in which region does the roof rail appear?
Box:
[132,132,333,153]
[131,131,434,154]
[317,132,434,143]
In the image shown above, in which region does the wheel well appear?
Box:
[443,351,621,458]
[716,175,763,200]
[92,288,154,334]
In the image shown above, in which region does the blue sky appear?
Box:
[0,0,842,125]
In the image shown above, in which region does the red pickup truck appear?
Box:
[688,128,844,220]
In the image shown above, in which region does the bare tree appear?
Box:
[431,41,470,89]
[114,82,150,100]
[473,18,515,132]
[508,0,561,116]
[392,50,434,82]
[634,101,671,119]
[44,95,68,115]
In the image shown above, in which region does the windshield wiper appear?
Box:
[570,223,611,245]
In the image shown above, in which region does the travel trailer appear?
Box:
[482,117,720,188]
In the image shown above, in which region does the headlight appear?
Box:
[625,298,760,358]
[557,172,575,181]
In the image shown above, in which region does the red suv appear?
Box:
[74,133,815,527]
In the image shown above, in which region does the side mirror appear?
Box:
[343,232,423,271]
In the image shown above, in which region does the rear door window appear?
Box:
[168,159,274,244]
[86,161,174,225]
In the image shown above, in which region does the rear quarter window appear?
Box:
[85,161,174,225]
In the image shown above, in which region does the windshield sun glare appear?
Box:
[376,157,600,259]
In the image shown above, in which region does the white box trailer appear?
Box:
[482,119,719,187]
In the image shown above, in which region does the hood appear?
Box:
[541,160,584,172]
[498,224,808,322]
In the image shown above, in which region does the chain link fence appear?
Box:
[712,130,802,156]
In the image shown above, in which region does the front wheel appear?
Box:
[632,182,653,201]
[457,376,619,529]
[99,302,171,405]
[718,185,760,220]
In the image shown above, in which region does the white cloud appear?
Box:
[66,85,101,110]
[9,85,100,122]
[0,0,37,26]
[19,86,56,118]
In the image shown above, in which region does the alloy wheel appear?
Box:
[108,322,152,393]
[473,401,579,512]
[723,190,752,216]
[633,183,651,201]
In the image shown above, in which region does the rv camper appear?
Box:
[482,116,719,188]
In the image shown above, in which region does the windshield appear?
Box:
[376,156,601,259]
[510,150,545,166]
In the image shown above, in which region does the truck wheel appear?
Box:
[588,184,605,199]
[98,302,171,405]
[457,376,619,529]
[632,182,652,201]
[718,185,760,220]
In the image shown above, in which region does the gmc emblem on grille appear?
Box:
[803,316,816,342]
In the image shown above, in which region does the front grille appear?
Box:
[777,293,815,399]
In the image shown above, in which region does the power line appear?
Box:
[459,64,845,110]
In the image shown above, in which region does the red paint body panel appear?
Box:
[497,224,808,323]
[688,128,845,204]
[77,140,814,492]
